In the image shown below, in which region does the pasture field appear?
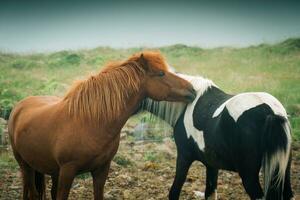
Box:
[1,38,300,140]
[0,38,299,199]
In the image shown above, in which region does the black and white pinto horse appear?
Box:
[140,74,294,200]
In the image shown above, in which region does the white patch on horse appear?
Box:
[178,74,217,92]
[181,74,215,151]
[212,92,287,122]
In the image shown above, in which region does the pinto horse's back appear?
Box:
[214,92,293,200]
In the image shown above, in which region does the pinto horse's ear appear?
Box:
[138,53,149,71]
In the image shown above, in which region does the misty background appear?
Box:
[0,0,300,52]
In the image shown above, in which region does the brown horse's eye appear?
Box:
[158,71,165,77]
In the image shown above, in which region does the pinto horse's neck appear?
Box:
[141,74,215,127]
[141,99,186,127]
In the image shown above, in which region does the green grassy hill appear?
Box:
[0,38,300,139]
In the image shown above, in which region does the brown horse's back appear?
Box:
[9,95,120,175]
[9,96,63,174]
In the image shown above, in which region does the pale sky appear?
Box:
[0,0,300,52]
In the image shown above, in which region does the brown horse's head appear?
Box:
[131,51,196,103]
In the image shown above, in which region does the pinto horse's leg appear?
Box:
[169,153,193,200]
[56,164,77,200]
[239,172,263,200]
[51,175,58,200]
[205,167,218,200]
[91,162,111,200]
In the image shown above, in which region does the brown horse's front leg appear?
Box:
[91,162,111,200]
[56,164,77,200]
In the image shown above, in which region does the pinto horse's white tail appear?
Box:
[262,114,292,200]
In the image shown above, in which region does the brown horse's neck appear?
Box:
[111,87,145,128]
[63,63,146,131]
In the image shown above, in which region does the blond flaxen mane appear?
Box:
[64,60,145,122]
[63,51,168,122]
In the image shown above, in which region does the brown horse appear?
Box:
[8,51,196,200]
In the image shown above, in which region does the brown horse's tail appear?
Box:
[35,171,46,200]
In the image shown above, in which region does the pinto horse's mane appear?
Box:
[141,74,216,126]
[64,51,168,122]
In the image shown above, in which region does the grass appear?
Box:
[0,38,299,140]
[113,155,133,167]
[0,150,18,172]
[143,151,160,162]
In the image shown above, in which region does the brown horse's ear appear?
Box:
[138,53,149,71]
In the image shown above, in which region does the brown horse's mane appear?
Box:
[63,51,168,122]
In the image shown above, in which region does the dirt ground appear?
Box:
[0,124,299,200]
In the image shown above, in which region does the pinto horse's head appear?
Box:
[132,51,196,103]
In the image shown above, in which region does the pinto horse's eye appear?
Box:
[158,71,165,77]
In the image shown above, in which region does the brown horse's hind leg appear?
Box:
[56,164,77,200]
[23,167,39,200]
[91,162,111,200]
[12,150,39,200]
[35,171,46,200]
[12,151,28,199]
[19,167,29,200]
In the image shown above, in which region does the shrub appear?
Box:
[113,155,132,167]
[48,52,81,67]
[65,54,81,65]
[143,151,158,162]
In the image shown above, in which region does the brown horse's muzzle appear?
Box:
[185,87,197,102]
[169,86,197,103]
